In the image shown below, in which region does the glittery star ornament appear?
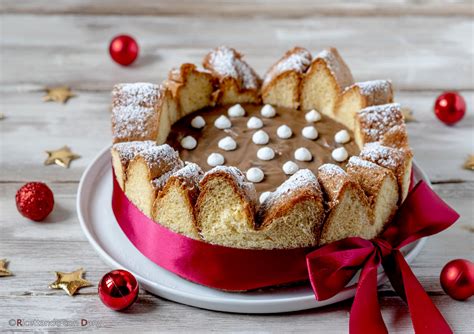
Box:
[44,146,80,168]
[463,155,474,171]
[0,259,12,277]
[401,107,416,122]
[42,86,76,104]
[49,268,92,296]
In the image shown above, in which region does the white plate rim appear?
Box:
[77,145,428,313]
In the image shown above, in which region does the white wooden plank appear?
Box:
[0,294,472,333]
[1,0,473,17]
[1,91,472,183]
[1,15,473,91]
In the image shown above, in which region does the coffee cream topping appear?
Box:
[166,104,359,194]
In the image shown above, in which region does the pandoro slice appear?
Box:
[155,86,179,144]
[203,46,261,105]
[354,103,408,149]
[111,140,156,190]
[317,164,372,245]
[257,169,326,248]
[164,63,215,121]
[152,162,204,240]
[300,48,354,116]
[335,80,393,130]
[359,142,413,202]
[261,47,312,109]
[196,166,264,249]
[125,144,183,217]
[347,156,399,239]
[111,83,163,143]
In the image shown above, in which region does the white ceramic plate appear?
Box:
[77,146,428,314]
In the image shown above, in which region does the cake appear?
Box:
[262,47,312,109]
[110,46,413,250]
[335,79,394,130]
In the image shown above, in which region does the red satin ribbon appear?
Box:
[112,171,459,332]
[307,181,459,334]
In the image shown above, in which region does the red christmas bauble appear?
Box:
[440,259,474,301]
[98,269,139,310]
[109,35,139,66]
[15,182,54,221]
[434,92,466,125]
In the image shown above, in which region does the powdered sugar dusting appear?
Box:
[314,49,353,88]
[204,165,257,200]
[263,48,312,86]
[112,140,155,163]
[206,46,259,90]
[112,105,158,141]
[152,162,204,190]
[348,156,380,170]
[260,169,319,209]
[358,103,403,141]
[319,163,345,176]
[112,83,162,141]
[113,83,161,108]
[138,144,181,169]
[360,142,403,169]
[152,168,179,190]
[354,80,392,97]
[174,162,204,185]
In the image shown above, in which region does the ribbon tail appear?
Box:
[393,251,453,334]
[382,252,407,302]
[350,252,388,334]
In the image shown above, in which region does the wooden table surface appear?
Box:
[1,1,473,332]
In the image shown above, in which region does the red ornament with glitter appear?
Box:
[15,182,54,221]
[440,259,474,301]
[109,35,139,66]
[98,269,139,310]
[434,91,466,125]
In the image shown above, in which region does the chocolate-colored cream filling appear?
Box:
[166,104,360,195]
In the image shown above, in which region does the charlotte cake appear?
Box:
[110,46,413,250]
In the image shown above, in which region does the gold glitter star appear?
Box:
[0,113,5,120]
[0,259,12,277]
[401,107,416,122]
[44,146,80,168]
[463,155,474,171]
[49,268,92,296]
[42,86,76,104]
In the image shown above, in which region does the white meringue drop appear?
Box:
[218,136,237,151]
[282,161,299,175]
[302,126,319,140]
[207,153,225,166]
[277,125,292,139]
[305,109,322,123]
[227,104,246,117]
[180,136,197,150]
[252,130,270,145]
[261,104,276,118]
[259,191,271,204]
[332,147,349,162]
[257,147,275,161]
[246,167,264,183]
[191,116,206,129]
[294,147,312,161]
[334,130,351,144]
[247,116,264,129]
[214,115,232,129]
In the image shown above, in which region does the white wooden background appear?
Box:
[1,1,473,332]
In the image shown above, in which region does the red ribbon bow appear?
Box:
[306,181,459,334]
